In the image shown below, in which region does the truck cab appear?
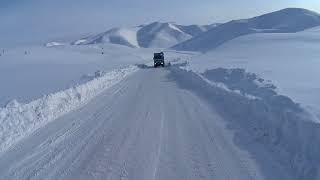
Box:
[153,52,165,67]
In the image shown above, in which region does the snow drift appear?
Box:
[0,66,138,153]
[169,67,320,180]
[173,8,320,51]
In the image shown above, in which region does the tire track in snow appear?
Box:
[152,103,165,180]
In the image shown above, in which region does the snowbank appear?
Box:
[169,67,320,180]
[0,66,138,153]
[185,27,320,122]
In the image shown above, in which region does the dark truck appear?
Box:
[153,52,165,67]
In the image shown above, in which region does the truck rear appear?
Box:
[153,52,165,68]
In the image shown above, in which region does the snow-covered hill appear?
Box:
[173,8,320,52]
[175,24,208,37]
[72,27,140,48]
[137,22,193,48]
[72,22,214,48]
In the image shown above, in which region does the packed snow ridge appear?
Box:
[72,22,215,48]
[0,66,138,153]
[173,8,320,51]
[170,66,320,179]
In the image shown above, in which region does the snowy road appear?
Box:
[0,67,266,180]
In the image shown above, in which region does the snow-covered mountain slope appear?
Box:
[72,22,215,48]
[137,22,193,48]
[185,27,320,122]
[173,8,320,52]
[72,27,140,48]
[175,24,208,37]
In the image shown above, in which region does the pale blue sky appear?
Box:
[1,0,319,47]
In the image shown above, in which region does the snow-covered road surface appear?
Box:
[0,67,280,180]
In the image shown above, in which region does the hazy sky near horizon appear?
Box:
[1,0,320,47]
